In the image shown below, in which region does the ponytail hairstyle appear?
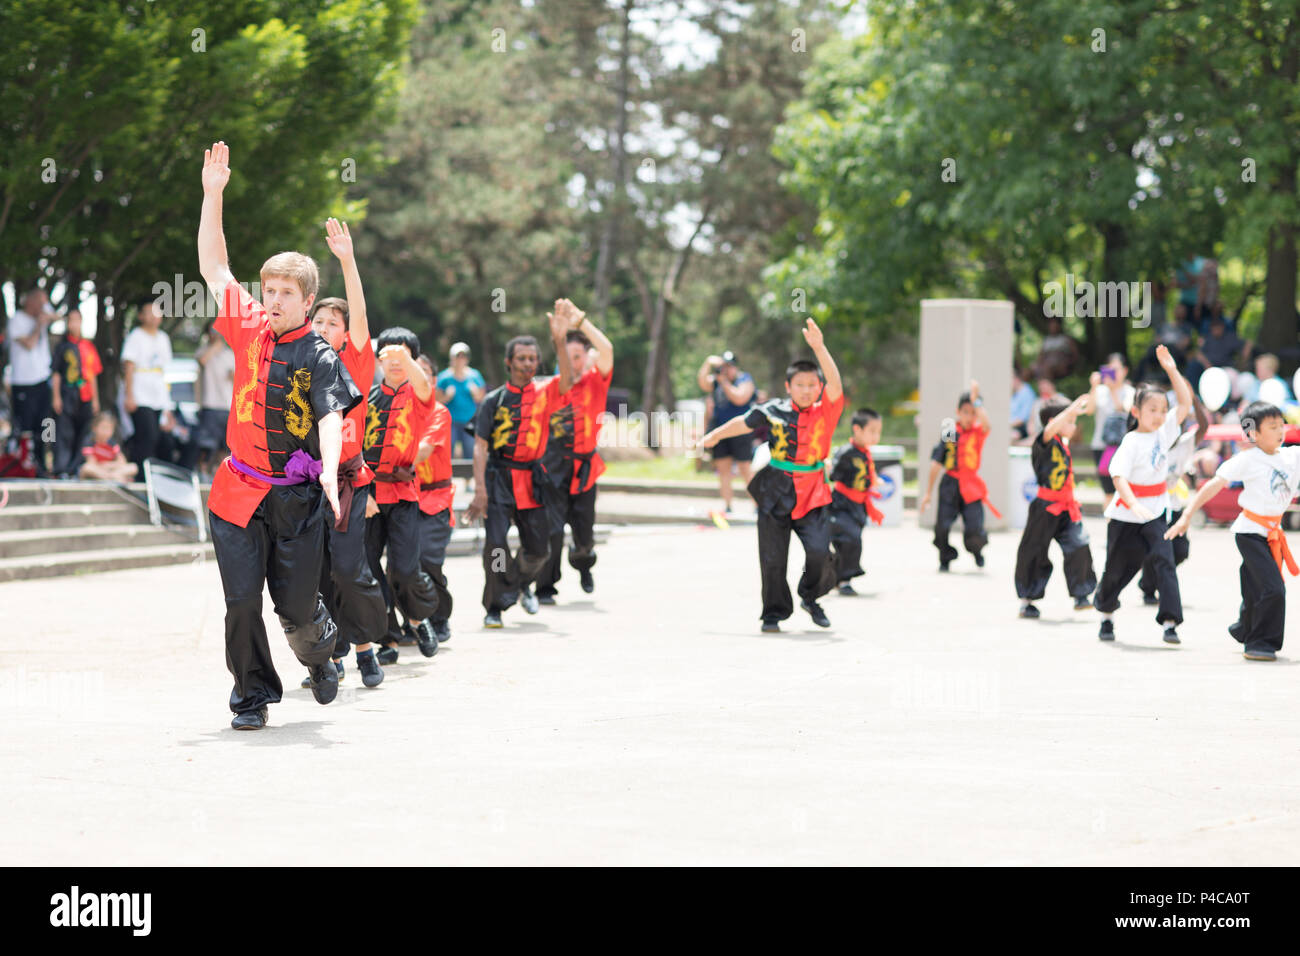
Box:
[1126,383,1169,434]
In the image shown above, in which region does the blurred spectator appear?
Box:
[1194,258,1220,325]
[1138,302,1194,381]
[1010,366,1037,440]
[697,349,756,513]
[121,300,172,470]
[7,288,56,475]
[50,308,103,477]
[1174,255,1206,313]
[156,402,199,471]
[195,321,234,478]
[1243,353,1294,404]
[1032,317,1079,379]
[1146,280,1168,330]
[436,342,485,459]
[1195,312,1245,370]
[79,411,138,482]
[1089,353,1134,495]
[1027,378,1058,439]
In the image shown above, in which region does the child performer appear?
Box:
[465,302,577,627]
[50,308,102,477]
[1093,344,1192,644]
[78,411,137,482]
[1013,394,1097,618]
[1139,394,1209,606]
[537,307,615,604]
[826,407,884,596]
[198,141,360,730]
[409,353,456,644]
[920,381,1000,571]
[1167,401,1300,661]
[294,218,387,690]
[363,327,442,662]
[698,318,844,632]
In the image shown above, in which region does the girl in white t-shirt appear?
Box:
[1093,345,1193,644]
[1168,402,1300,661]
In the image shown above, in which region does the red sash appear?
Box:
[833,480,885,525]
[1114,480,1168,509]
[1035,480,1080,523]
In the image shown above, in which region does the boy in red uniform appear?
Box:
[406,353,456,643]
[51,308,103,477]
[920,381,999,571]
[826,407,885,596]
[292,218,387,689]
[198,141,360,730]
[465,301,577,627]
[537,305,614,603]
[363,326,442,663]
[698,319,844,632]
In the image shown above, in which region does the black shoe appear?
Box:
[1228,620,1245,644]
[376,645,399,665]
[1073,597,1093,611]
[837,583,857,596]
[416,619,439,657]
[335,659,344,681]
[1244,648,1277,661]
[1162,626,1181,645]
[308,660,339,704]
[231,707,268,730]
[1099,619,1115,641]
[538,592,557,606]
[800,599,831,628]
[397,624,418,646]
[434,619,451,643]
[580,569,594,593]
[761,619,781,633]
[520,587,539,614]
[357,653,384,687]
[939,561,951,573]
[1019,604,1040,619]
[1142,593,1159,606]
[484,612,503,628]
[973,552,985,568]
[300,673,313,689]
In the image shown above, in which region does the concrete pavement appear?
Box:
[3,514,1298,865]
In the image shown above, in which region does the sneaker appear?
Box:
[376,645,399,665]
[357,653,385,687]
[800,599,831,628]
[761,619,781,633]
[580,569,594,593]
[973,552,985,568]
[537,592,557,606]
[1073,597,1093,611]
[397,623,418,646]
[1162,626,1181,645]
[1019,604,1040,619]
[837,583,857,596]
[416,619,439,658]
[1099,619,1115,641]
[484,612,503,629]
[231,707,268,731]
[1142,593,1159,606]
[1244,648,1277,661]
[433,619,451,643]
[307,660,339,705]
[520,587,539,615]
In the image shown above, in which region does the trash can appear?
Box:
[872,444,905,528]
[1008,445,1038,530]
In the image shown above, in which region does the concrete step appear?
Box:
[0,503,147,532]
[0,542,215,583]
[0,524,188,560]
[0,481,137,508]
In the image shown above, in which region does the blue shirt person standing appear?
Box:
[436,341,486,459]
[697,349,757,513]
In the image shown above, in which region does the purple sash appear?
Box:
[228,450,322,486]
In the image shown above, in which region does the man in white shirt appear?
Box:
[7,289,56,474]
[121,300,173,470]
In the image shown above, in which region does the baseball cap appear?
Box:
[449,342,470,358]
[720,350,738,365]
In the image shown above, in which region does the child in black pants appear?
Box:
[826,407,884,595]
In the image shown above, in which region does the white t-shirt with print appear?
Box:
[1103,410,1182,522]
[1216,446,1300,536]
[122,327,172,409]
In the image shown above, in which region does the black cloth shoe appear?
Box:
[837,583,857,596]
[580,569,594,593]
[1244,648,1277,661]
[434,619,451,643]
[1142,593,1159,606]
[1019,604,1040,619]
[761,619,781,633]
[939,561,951,573]
[357,653,384,687]
[376,645,399,665]
[335,659,344,680]
[1228,620,1245,644]
[520,587,539,614]
[416,619,439,657]
[973,552,985,568]
[231,707,268,731]
[1099,619,1115,641]
[484,612,503,628]
[397,623,418,646]
[800,599,831,628]
[1162,626,1181,645]
[538,593,557,606]
[308,660,339,704]
[300,673,312,689]
[1074,597,1093,611]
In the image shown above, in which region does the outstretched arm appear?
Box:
[558,298,613,376]
[1155,344,1193,425]
[198,141,237,302]
[802,319,841,403]
[324,218,370,351]
[548,301,575,394]
[969,379,990,431]
[1165,476,1227,538]
[1042,395,1089,443]
[699,413,754,448]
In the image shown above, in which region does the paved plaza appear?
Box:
[4,516,1298,865]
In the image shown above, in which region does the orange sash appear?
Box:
[1242,509,1300,576]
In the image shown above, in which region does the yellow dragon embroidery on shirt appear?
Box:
[64,349,80,383]
[807,418,827,458]
[492,404,513,449]
[234,337,262,424]
[1048,442,1068,491]
[769,420,790,460]
[363,403,381,451]
[851,457,868,490]
[283,368,314,439]
[390,404,413,453]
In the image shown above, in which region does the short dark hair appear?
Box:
[957,391,973,409]
[1241,401,1285,436]
[376,326,420,359]
[1039,394,1070,427]
[565,330,592,349]
[785,358,821,382]
[309,296,349,323]
[505,335,539,362]
[851,407,880,428]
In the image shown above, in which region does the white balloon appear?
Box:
[1198,366,1231,409]
[1235,372,1258,400]
[1292,366,1300,401]
[1259,377,1288,406]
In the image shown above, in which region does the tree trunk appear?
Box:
[1097,222,1129,363]
[592,0,632,320]
[1260,217,1298,360]
[94,286,126,414]
[470,256,498,386]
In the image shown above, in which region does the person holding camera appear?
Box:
[1090,353,1134,496]
[697,350,756,514]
